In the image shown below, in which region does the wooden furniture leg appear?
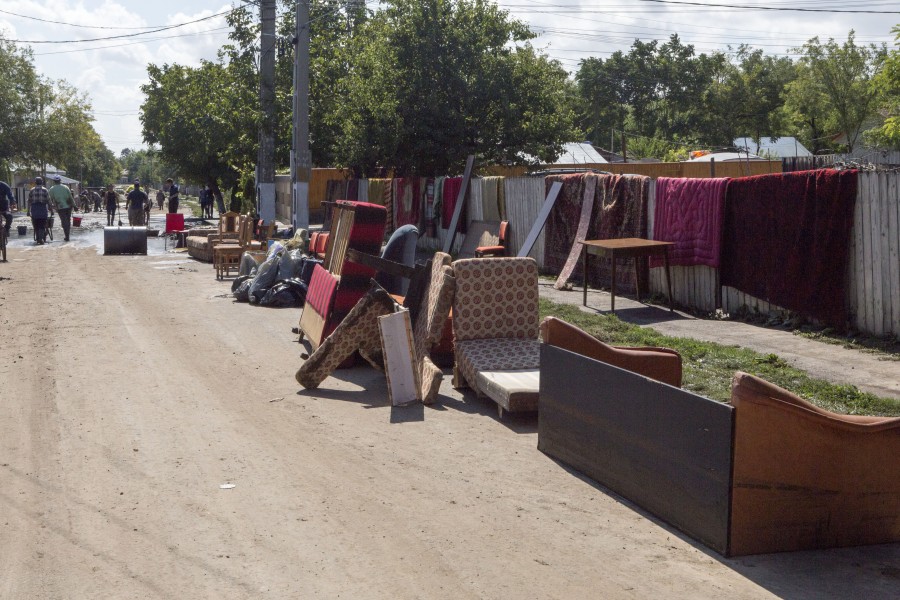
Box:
[664,249,674,312]
[582,245,588,306]
[610,249,617,313]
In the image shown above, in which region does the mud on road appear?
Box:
[0,245,897,599]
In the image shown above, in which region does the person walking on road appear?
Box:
[155,188,165,211]
[0,179,14,238]
[165,178,180,214]
[48,175,77,241]
[28,177,53,244]
[104,184,119,226]
[126,180,149,226]
[91,188,102,213]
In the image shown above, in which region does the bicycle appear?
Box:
[33,215,54,244]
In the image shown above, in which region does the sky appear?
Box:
[0,0,898,157]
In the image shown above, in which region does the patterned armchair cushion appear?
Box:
[305,264,338,316]
[452,257,539,342]
[455,338,541,412]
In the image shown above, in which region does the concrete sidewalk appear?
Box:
[539,281,900,401]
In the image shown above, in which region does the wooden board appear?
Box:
[378,310,419,405]
[517,181,562,258]
[554,176,596,290]
[538,344,735,555]
[442,155,476,254]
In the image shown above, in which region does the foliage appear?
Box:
[574,38,796,158]
[868,25,900,148]
[789,32,885,152]
[335,0,577,175]
[539,299,900,417]
[117,147,175,189]
[0,35,114,182]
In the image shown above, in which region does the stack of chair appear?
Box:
[296,252,455,404]
[298,201,387,350]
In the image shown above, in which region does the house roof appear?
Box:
[687,151,765,162]
[551,142,608,165]
[733,137,812,158]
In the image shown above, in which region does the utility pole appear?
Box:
[291,0,311,230]
[257,0,277,223]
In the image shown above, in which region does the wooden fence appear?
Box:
[647,172,900,336]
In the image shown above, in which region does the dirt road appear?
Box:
[1,244,897,599]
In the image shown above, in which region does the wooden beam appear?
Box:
[442,155,476,254]
[517,181,562,258]
[346,248,418,279]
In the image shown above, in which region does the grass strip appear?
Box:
[540,299,900,417]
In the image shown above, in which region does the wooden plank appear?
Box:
[861,176,875,333]
[890,174,900,334]
[869,174,884,334]
[538,345,734,555]
[442,155,476,254]
[879,173,893,335]
[554,176,596,290]
[852,179,866,332]
[378,310,419,405]
[517,181,563,259]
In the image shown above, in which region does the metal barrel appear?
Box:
[104,226,148,255]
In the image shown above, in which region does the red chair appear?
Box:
[474,220,509,257]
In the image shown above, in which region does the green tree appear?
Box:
[0,37,39,166]
[791,32,885,152]
[868,25,900,148]
[335,0,577,175]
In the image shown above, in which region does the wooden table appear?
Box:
[581,238,675,313]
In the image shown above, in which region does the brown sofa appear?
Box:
[186,230,238,262]
[730,372,900,555]
[539,317,682,387]
[538,345,900,556]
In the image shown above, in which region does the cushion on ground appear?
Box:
[455,338,541,412]
[474,369,541,413]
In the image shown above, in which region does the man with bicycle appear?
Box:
[28,177,53,245]
[0,179,14,238]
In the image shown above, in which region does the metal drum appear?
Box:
[104,226,148,255]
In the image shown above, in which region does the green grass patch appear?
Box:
[540,298,900,417]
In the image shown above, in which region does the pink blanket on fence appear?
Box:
[650,177,729,268]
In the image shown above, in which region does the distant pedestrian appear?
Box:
[0,179,14,238]
[104,184,119,226]
[48,175,77,241]
[91,188,102,212]
[155,189,165,211]
[166,178,179,214]
[28,177,53,244]
[126,180,149,226]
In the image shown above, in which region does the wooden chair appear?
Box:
[214,215,253,280]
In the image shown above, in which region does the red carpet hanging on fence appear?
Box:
[720,169,858,329]
[441,177,466,234]
[650,177,729,268]
[392,178,422,229]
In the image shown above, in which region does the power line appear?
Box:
[0,7,195,30]
[32,27,232,56]
[5,4,249,44]
[632,0,900,14]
